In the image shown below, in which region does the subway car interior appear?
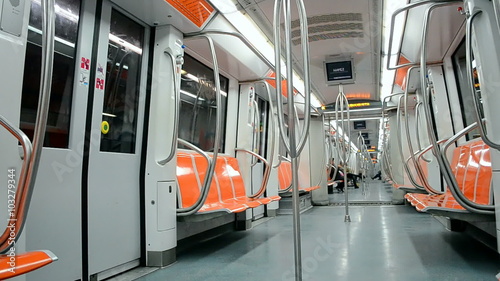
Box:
[1,0,500,280]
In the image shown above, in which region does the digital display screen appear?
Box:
[361,133,369,139]
[364,139,370,145]
[325,60,353,82]
[353,121,366,130]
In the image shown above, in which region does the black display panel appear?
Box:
[324,59,355,85]
[353,121,366,130]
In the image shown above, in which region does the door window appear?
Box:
[99,10,144,153]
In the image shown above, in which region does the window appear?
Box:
[20,0,81,148]
[178,54,228,152]
[452,40,482,140]
[99,10,144,153]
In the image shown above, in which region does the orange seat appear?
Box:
[404,139,492,213]
[0,250,57,279]
[176,152,280,214]
[278,162,320,193]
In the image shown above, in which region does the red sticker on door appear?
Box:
[81,57,90,71]
[96,78,105,90]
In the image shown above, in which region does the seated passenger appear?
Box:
[327,159,345,193]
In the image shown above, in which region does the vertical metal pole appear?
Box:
[283,0,302,279]
[336,85,351,222]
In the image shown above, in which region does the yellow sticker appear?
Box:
[101,121,110,134]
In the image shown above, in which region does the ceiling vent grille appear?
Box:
[289,13,364,45]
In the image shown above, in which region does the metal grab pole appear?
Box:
[335,85,351,222]
[158,50,183,165]
[284,0,302,278]
[177,35,221,216]
[273,0,312,278]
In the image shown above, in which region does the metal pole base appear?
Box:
[344,215,351,222]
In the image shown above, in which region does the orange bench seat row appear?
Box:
[405,139,492,213]
[0,250,57,279]
[278,162,320,192]
[177,151,280,214]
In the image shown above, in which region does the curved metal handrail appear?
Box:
[158,49,182,165]
[273,0,312,158]
[273,0,312,278]
[294,0,312,156]
[419,2,462,197]
[234,148,271,199]
[176,139,213,216]
[380,93,404,184]
[259,81,277,178]
[386,0,459,70]
[0,116,33,253]
[466,10,500,151]
[0,0,55,254]
[440,121,494,214]
[177,35,222,216]
[251,99,261,167]
[396,94,425,190]
[413,140,448,194]
[335,85,352,222]
[414,101,431,163]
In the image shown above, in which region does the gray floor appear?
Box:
[329,179,393,204]
[135,181,500,281]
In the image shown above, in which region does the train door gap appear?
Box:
[138,23,157,268]
[82,1,104,280]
